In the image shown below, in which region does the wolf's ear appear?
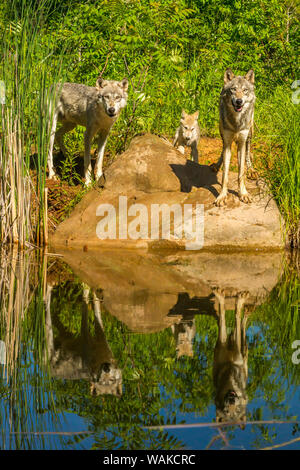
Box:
[181,109,187,118]
[194,110,199,119]
[96,77,108,89]
[119,78,129,91]
[224,68,234,84]
[245,69,255,84]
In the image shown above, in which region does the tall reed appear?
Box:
[0,1,67,246]
[0,248,63,449]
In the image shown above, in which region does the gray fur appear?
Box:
[44,283,122,397]
[47,78,128,185]
[173,110,200,163]
[213,289,249,425]
[212,69,256,206]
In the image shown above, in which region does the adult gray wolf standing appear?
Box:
[211,69,256,206]
[47,77,129,186]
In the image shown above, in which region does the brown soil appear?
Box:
[46,179,83,235]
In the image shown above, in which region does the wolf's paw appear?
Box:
[178,145,185,155]
[96,173,106,187]
[210,162,220,173]
[214,193,228,206]
[48,173,58,181]
[237,291,249,300]
[247,168,258,180]
[239,192,252,204]
[212,287,225,296]
[84,178,93,188]
[212,287,226,304]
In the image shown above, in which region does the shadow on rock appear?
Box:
[170,160,219,195]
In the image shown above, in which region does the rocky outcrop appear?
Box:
[50,134,284,250]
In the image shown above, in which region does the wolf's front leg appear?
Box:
[235,291,249,353]
[173,129,179,147]
[95,132,108,181]
[215,145,231,206]
[213,288,227,343]
[191,141,199,164]
[44,284,54,362]
[84,129,93,186]
[237,135,252,203]
[245,124,257,180]
[177,144,185,155]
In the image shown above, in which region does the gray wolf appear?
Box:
[171,317,196,358]
[47,77,129,186]
[211,69,256,206]
[173,110,200,163]
[213,289,250,426]
[44,283,122,396]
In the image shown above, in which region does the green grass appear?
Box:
[256,87,300,247]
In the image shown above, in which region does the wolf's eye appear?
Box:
[115,96,121,101]
[104,95,110,100]
[243,88,248,94]
[191,127,194,131]
[231,87,237,92]
[184,126,188,129]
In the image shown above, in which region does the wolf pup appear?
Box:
[211,69,256,206]
[47,77,129,186]
[173,110,200,163]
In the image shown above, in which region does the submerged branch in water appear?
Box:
[146,420,299,430]
[9,420,299,435]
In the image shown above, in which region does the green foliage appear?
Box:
[257,87,300,246]
[41,0,299,143]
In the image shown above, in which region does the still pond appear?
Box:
[0,248,299,450]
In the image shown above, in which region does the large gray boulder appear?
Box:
[50,134,284,250]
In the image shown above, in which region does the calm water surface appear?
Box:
[0,248,299,450]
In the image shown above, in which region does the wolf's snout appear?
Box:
[108,107,116,116]
[225,390,238,404]
[232,98,243,112]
